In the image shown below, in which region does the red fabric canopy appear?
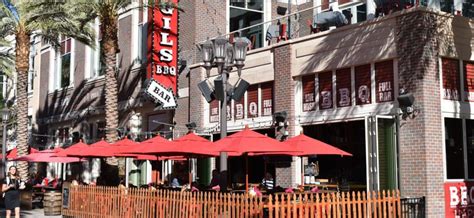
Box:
[173,133,219,156]
[253,134,352,156]
[56,141,90,157]
[115,135,180,156]
[13,148,84,163]
[3,147,39,159]
[214,127,293,156]
[88,138,138,157]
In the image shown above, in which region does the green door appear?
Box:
[377,117,398,190]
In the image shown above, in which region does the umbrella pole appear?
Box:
[301,157,304,186]
[188,158,192,185]
[245,155,249,193]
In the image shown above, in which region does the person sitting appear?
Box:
[171,178,180,188]
[209,169,219,188]
[261,173,274,191]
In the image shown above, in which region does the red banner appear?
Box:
[247,85,259,118]
[375,60,394,103]
[464,61,474,102]
[261,82,273,117]
[355,64,371,105]
[146,1,179,108]
[442,58,460,101]
[234,97,244,120]
[210,100,219,123]
[336,68,351,107]
[319,71,333,110]
[302,75,316,111]
[444,182,474,218]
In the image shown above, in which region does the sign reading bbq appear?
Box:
[146,0,179,109]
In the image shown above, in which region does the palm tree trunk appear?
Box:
[100,9,122,185]
[101,10,119,144]
[15,25,31,181]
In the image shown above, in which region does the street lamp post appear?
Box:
[201,36,248,175]
[1,108,9,179]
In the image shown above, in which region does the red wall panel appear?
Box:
[247,85,259,118]
[302,75,316,111]
[336,68,351,107]
[319,71,333,110]
[442,58,460,100]
[261,82,274,117]
[464,61,474,102]
[209,100,219,123]
[375,60,394,103]
[355,64,371,105]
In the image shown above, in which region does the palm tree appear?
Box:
[0,0,94,180]
[72,0,179,145]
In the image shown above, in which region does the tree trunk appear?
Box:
[100,7,121,185]
[100,9,119,144]
[15,25,31,181]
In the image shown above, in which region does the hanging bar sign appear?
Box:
[146,0,179,109]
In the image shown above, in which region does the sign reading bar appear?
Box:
[444,181,474,218]
[146,0,179,109]
[375,60,394,103]
[442,58,460,101]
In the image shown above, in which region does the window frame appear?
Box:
[228,0,267,49]
[56,36,74,89]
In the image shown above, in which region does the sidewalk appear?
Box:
[0,208,61,218]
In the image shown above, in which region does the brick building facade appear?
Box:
[22,0,474,216]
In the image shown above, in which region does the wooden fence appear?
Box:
[62,186,401,218]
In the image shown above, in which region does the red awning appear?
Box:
[253,134,352,156]
[214,127,292,156]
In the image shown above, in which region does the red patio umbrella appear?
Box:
[79,139,137,157]
[56,141,90,157]
[215,127,293,155]
[214,126,293,192]
[252,133,352,186]
[115,135,180,156]
[4,147,39,159]
[252,134,352,156]
[13,148,84,163]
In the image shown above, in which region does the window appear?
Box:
[440,0,454,14]
[229,0,264,49]
[60,37,72,88]
[97,121,106,140]
[445,118,465,179]
[28,42,35,92]
[356,4,367,23]
[89,22,105,78]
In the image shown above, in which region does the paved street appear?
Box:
[0,209,61,218]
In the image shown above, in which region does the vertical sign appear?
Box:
[442,58,460,101]
[375,60,394,103]
[146,1,179,109]
[302,75,316,111]
[261,82,274,116]
[444,182,474,218]
[209,100,219,123]
[355,64,371,105]
[319,71,333,110]
[465,61,474,102]
[247,85,259,118]
[336,68,351,107]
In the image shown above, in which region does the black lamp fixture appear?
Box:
[185,122,197,130]
[397,89,419,119]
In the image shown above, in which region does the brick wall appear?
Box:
[396,10,445,216]
[273,43,297,187]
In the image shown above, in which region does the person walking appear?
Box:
[2,166,23,218]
